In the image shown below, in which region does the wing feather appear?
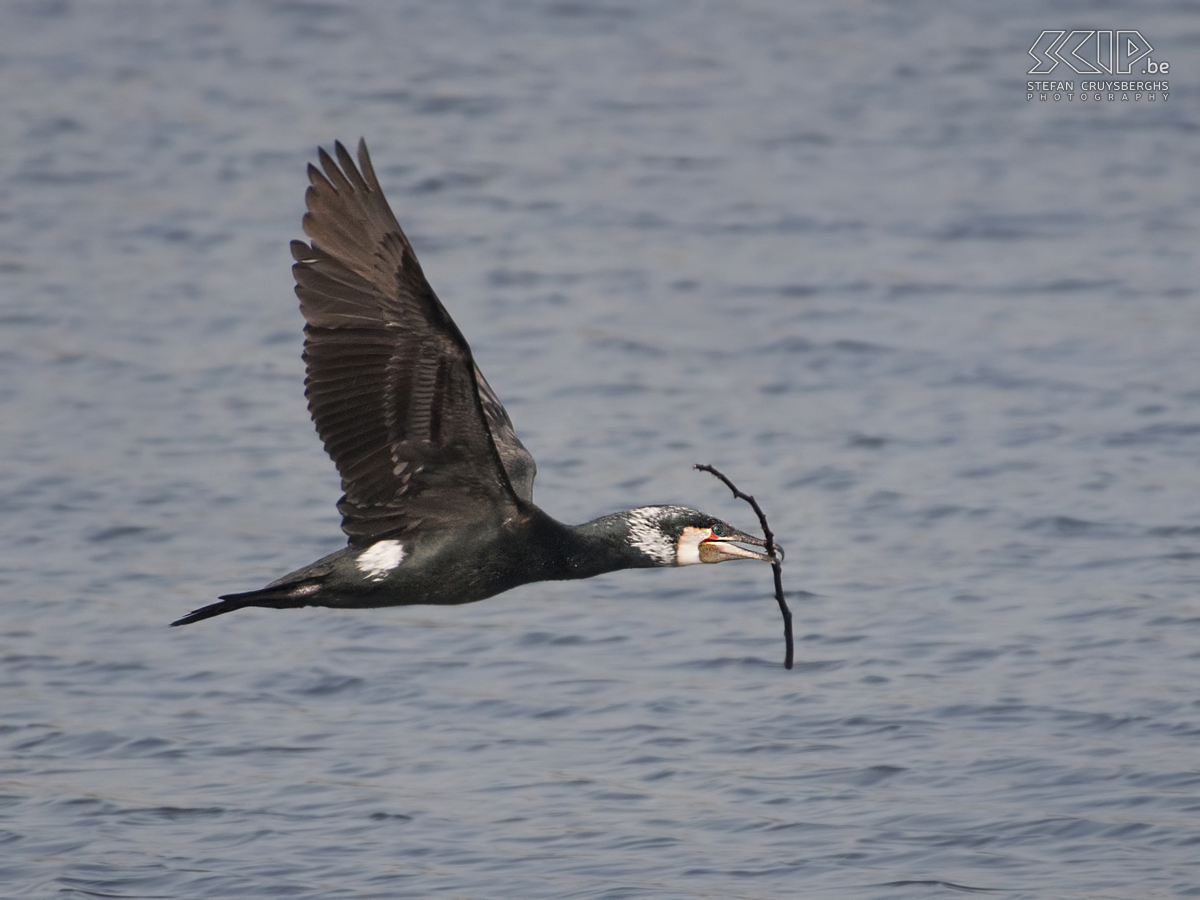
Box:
[293,139,536,545]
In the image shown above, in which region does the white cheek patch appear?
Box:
[356,540,406,581]
[675,527,711,566]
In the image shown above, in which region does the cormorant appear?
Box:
[172,140,777,628]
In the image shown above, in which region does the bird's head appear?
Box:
[624,506,781,567]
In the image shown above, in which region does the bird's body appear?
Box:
[172,140,774,628]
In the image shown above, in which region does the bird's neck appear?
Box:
[526,509,666,581]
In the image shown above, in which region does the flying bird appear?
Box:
[172,140,776,628]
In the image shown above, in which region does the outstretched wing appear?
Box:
[293,139,534,546]
[472,362,536,503]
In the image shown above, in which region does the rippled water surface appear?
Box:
[2,2,1199,897]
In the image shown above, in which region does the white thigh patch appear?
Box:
[356,540,406,581]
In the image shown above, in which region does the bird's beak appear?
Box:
[698,529,783,564]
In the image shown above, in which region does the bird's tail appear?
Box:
[170,582,319,627]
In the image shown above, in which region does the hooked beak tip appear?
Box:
[728,530,784,564]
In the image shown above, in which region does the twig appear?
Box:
[694,464,793,669]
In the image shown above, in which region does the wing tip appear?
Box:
[306,162,330,189]
[355,137,378,189]
[317,144,337,172]
[290,238,315,262]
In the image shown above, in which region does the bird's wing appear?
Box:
[472,362,536,503]
[293,139,532,546]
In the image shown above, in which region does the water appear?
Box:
[2,1,1198,897]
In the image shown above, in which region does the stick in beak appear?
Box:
[694,464,794,670]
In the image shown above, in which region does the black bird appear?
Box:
[172,140,776,628]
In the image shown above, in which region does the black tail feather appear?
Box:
[170,586,314,627]
[170,597,242,627]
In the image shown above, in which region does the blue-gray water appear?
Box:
[2,2,1198,897]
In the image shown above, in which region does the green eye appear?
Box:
[711,524,724,536]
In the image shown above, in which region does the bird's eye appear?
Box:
[711,524,724,537]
